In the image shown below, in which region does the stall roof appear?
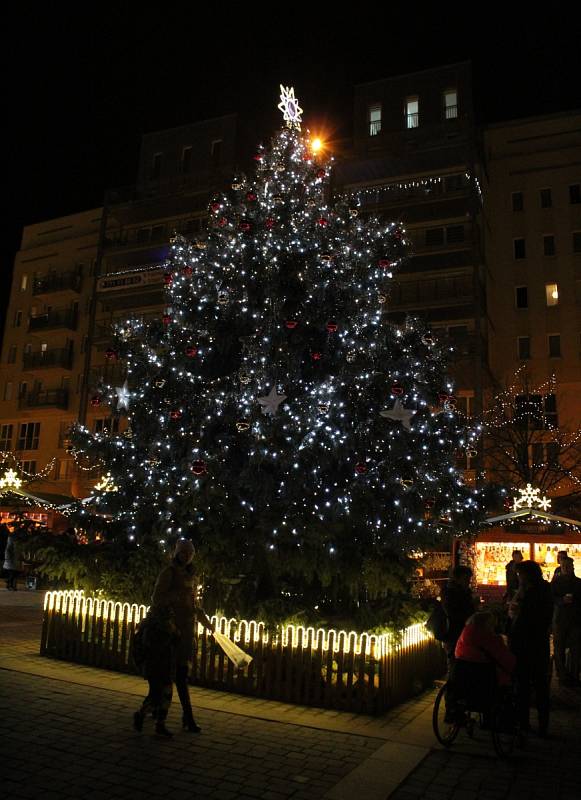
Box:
[485,507,581,528]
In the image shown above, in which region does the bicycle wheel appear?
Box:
[491,700,518,759]
[433,682,461,747]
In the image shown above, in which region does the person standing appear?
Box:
[505,550,523,603]
[552,550,569,582]
[149,538,214,734]
[441,565,477,664]
[551,556,581,687]
[3,528,22,590]
[508,560,553,737]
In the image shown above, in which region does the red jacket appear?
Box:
[455,624,516,685]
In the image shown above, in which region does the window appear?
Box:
[405,96,419,129]
[18,460,37,476]
[150,152,162,181]
[3,382,12,402]
[93,417,120,435]
[545,283,559,306]
[515,393,558,429]
[514,238,526,259]
[181,146,192,174]
[7,345,17,364]
[13,310,22,328]
[540,188,552,208]
[454,393,474,417]
[136,227,151,244]
[56,459,74,480]
[368,104,382,136]
[0,424,13,449]
[548,334,561,357]
[515,286,528,309]
[543,235,555,256]
[573,232,581,253]
[512,192,524,212]
[425,227,444,246]
[531,442,544,466]
[446,225,465,243]
[19,381,28,399]
[517,336,531,359]
[17,422,40,451]
[211,139,222,166]
[569,184,581,204]
[546,442,560,466]
[530,442,560,468]
[20,274,28,291]
[443,89,458,119]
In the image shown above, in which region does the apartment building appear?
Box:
[0,209,101,502]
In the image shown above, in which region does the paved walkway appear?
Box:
[2,588,581,799]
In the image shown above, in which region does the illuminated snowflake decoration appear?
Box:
[0,468,23,491]
[278,85,303,129]
[512,483,552,512]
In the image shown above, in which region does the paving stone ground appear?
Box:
[3,587,581,799]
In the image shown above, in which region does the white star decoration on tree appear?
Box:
[258,386,287,416]
[115,381,131,411]
[380,400,416,431]
[512,483,552,512]
[278,85,303,129]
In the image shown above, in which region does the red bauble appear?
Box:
[285,320,298,329]
[218,217,228,227]
[210,201,221,213]
[105,348,118,361]
[378,259,393,269]
[355,462,367,474]
[265,218,275,229]
[317,217,328,227]
[394,228,403,239]
[90,395,101,407]
[191,459,207,476]
[253,154,263,162]
[311,352,322,361]
[170,410,182,421]
[316,168,326,178]
[326,321,338,333]
[185,346,198,357]
[239,221,252,232]
[424,498,435,509]
[182,266,193,276]
[246,192,257,202]
[162,314,172,325]
[391,382,404,396]
[163,272,173,285]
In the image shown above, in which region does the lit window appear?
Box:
[514,238,526,259]
[543,235,555,256]
[548,334,561,358]
[368,104,382,136]
[20,274,28,292]
[545,283,559,306]
[443,89,457,119]
[405,97,419,129]
[515,286,528,309]
[512,192,524,212]
[540,188,552,208]
[518,337,531,360]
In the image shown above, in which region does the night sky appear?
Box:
[4,10,580,326]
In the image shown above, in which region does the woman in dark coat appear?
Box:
[150,538,214,733]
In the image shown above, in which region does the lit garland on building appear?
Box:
[70,87,485,604]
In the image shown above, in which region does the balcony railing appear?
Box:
[369,120,382,136]
[88,364,126,388]
[23,348,73,370]
[28,309,78,332]
[32,272,82,296]
[19,389,69,410]
[406,112,419,129]
[391,276,473,308]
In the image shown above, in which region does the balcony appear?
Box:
[445,105,458,120]
[23,348,73,370]
[390,275,473,310]
[88,363,126,388]
[19,389,69,410]
[32,271,82,296]
[28,309,78,332]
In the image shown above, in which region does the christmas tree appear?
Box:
[71,87,483,622]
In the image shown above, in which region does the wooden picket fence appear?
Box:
[40,590,446,714]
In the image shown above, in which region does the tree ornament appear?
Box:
[210,202,221,213]
[265,217,275,229]
[278,84,303,129]
[307,198,317,207]
[320,252,333,263]
[123,427,133,439]
[466,447,477,459]
[317,217,328,227]
[274,162,285,173]
[258,386,287,416]
[380,400,416,431]
[155,379,166,388]
[311,351,322,361]
[274,195,284,205]
[346,350,357,363]
[349,208,359,217]
[185,346,198,357]
[285,320,298,329]
[105,348,118,361]
[246,191,257,202]
[424,498,435,509]
[378,294,388,304]
[378,259,393,269]
[182,265,193,276]
[444,395,457,410]
[236,421,250,432]
[191,459,207,476]
[115,381,131,411]
[162,314,172,326]
[391,382,404,396]
[163,272,173,285]
[400,478,414,489]
[421,333,435,346]
[218,217,228,227]
[355,462,367,474]
[394,227,403,240]
[232,179,243,190]
[253,153,263,162]
[316,168,326,179]
[239,221,252,233]
[317,402,330,413]
[170,410,182,421]
[218,290,229,305]
[326,321,338,333]
[239,372,251,385]
[195,240,207,250]
[90,395,101,407]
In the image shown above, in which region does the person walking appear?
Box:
[505,550,523,603]
[551,556,581,687]
[139,538,214,735]
[508,560,553,737]
[3,527,23,591]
